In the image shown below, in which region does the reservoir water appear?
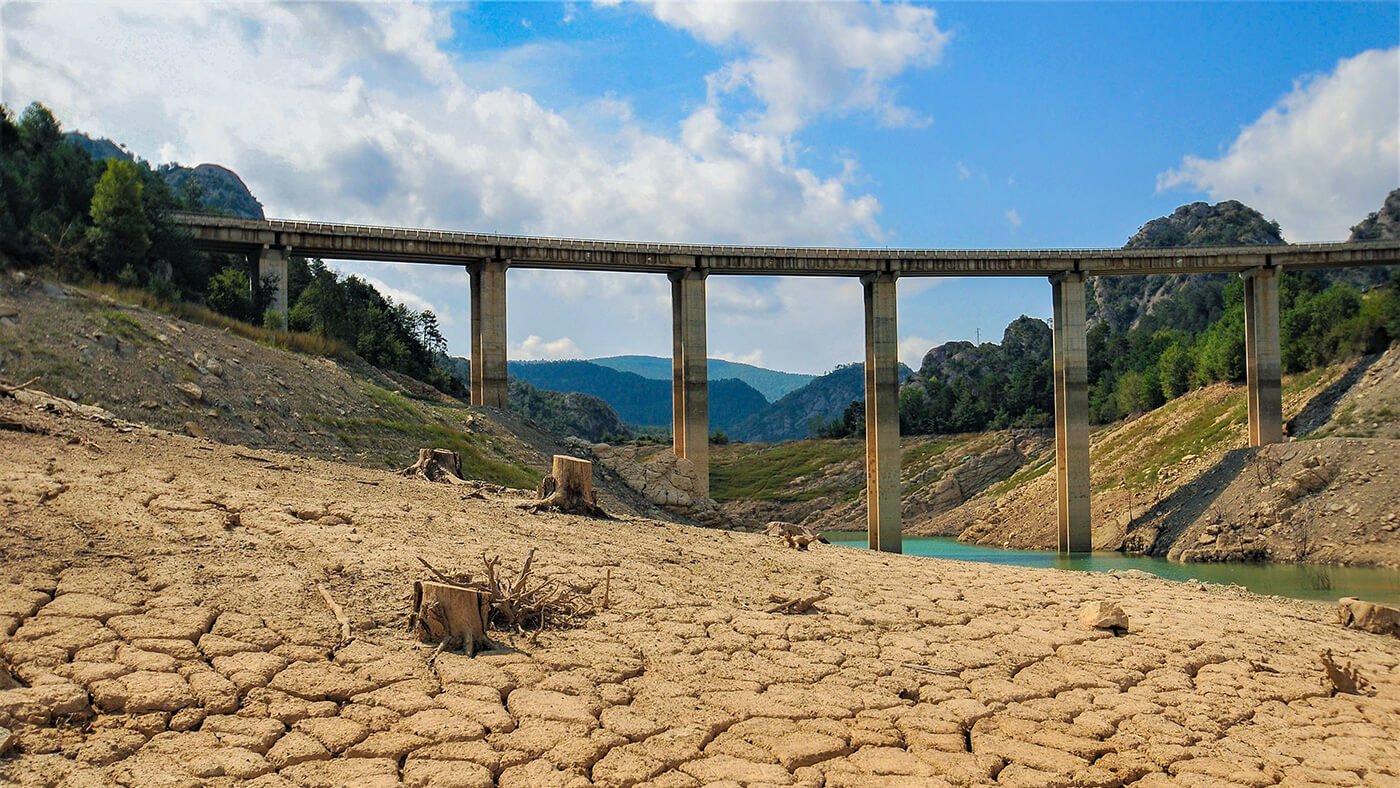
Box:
[826,534,1400,605]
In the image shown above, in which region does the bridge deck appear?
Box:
[171,212,1400,277]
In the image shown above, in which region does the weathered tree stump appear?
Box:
[410,580,491,655]
[522,455,607,517]
[400,448,465,483]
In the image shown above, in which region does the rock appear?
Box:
[183,422,208,440]
[139,400,159,409]
[175,382,203,402]
[0,725,12,755]
[1079,601,1128,634]
[1337,598,1400,637]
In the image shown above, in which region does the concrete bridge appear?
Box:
[170,211,1400,554]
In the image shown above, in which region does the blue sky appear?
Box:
[4,2,1397,374]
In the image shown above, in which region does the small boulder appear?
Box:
[1337,597,1400,637]
[1079,601,1128,635]
[175,382,203,402]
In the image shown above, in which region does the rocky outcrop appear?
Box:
[1349,188,1400,241]
[588,444,729,527]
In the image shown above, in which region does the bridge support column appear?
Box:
[1052,271,1091,553]
[862,271,901,553]
[469,259,509,409]
[670,269,709,498]
[256,245,289,325]
[1243,266,1283,446]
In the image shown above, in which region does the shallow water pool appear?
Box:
[825,534,1400,605]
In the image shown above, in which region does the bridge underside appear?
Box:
[174,212,1400,554]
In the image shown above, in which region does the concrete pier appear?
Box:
[862,271,901,553]
[256,245,289,321]
[1052,271,1091,553]
[1243,266,1283,446]
[469,259,509,409]
[670,269,710,498]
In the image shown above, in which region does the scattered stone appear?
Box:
[175,382,203,402]
[1079,601,1129,634]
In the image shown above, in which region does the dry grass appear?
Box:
[85,282,349,359]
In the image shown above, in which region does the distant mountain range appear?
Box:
[589,355,814,401]
[508,360,769,433]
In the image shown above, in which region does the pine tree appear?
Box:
[88,158,151,280]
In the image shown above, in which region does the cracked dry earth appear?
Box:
[1,401,1399,788]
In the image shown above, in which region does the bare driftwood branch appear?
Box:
[900,663,962,676]
[316,583,352,647]
[0,376,40,396]
[768,592,829,615]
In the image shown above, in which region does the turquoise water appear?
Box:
[826,534,1400,605]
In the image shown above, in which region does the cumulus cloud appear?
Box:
[1,2,884,245]
[1157,47,1400,242]
[1,1,949,371]
[512,335,583,360]
[652,1,949,134]
[898,335,935,369]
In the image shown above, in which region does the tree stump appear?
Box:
[522,455,607,517]
[400,448,464,483]
[410,581,491,655]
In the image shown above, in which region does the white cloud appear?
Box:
[1005,208,1022,228]
[1,2,884,246]
[1157,47,1400,242]
[899,335,935,369]
[651,1,949,134]
[714,349,765,366]
[0,1,951,373]
[956,161,972,181]
[512,335,583,360]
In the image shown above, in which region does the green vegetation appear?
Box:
[309,410,537,489]
[1,101,466,399]
[90,282,348,359]
[102,310,153,343]
[814,199,1399,443]
[709,440,861,502]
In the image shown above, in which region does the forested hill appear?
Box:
[731,362,914,442]
[508,359,768,432]
[890,195,1400,436]
[65,132,265,219]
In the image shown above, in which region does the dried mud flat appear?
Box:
[1,400,1398,787]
